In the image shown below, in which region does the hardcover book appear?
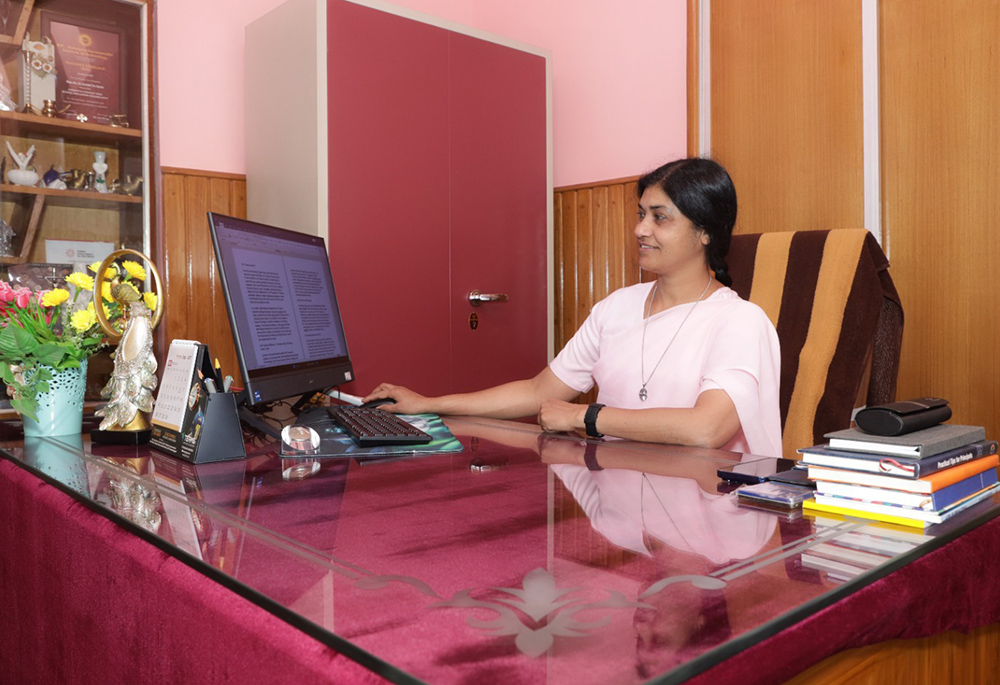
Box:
[805,482,1000,529]
[823,424,986,458]
[806,453,1000,493]
[798,440,998,478]
[815,468,999,511]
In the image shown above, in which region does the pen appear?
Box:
[222,375,234,392]
[204,377,218,393]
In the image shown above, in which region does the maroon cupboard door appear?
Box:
[327,1,549,398]
[448,33,548,393]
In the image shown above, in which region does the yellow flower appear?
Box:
[70,308,97,332]
[41,289,70,307]
[122,260,146,281]
[86,300,113,320]
[143,291,158,311]
[88,262,115,281]
[66,272,95,292]
[101,282,113,302]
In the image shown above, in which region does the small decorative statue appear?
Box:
[5,140,37,186]
[62,168,88,190]
[42,165,66,189]
[92,150,108,193]
[118,174,143,197]
[92,250,164,444]
[40,99,70,118]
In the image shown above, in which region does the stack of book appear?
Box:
[798,424,1000,529]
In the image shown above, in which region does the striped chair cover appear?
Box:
[727,229,903,458]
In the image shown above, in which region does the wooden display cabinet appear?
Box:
[0,0,156,405]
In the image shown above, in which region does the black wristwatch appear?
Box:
[584,403,605,439]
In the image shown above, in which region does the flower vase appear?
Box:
[21,360,88,438]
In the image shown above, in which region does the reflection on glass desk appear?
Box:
[3,417,999,685]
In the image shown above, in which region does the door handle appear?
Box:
[468,290,509,307]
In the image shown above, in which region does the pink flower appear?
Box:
[0,281,14,304]
[14,287,32,309]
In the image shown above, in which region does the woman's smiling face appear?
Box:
[634,186,710,277]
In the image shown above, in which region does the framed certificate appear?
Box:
[41,12,125,124]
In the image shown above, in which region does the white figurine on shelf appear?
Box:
[92,150,109,193]
[5,141,38,186]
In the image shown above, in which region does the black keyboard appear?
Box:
[326,406,433,447]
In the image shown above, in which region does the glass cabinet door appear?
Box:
[0,0,154,403]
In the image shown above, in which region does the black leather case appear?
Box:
[854,397,951,437]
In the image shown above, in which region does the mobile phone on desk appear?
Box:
[717,457,799,484]
[768,466,815,489]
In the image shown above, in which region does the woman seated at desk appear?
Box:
[365,157,782,457]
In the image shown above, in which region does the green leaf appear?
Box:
[0,326,32,359]
[11,396,37,422]
[33,343,71,367]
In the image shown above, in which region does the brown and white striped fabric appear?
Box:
[727,229,903,458]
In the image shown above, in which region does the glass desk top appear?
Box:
[3,417,998,685]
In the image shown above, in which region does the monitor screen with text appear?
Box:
[208,213,354,407]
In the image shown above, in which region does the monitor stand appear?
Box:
[236,392,333,440]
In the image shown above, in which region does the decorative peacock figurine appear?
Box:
[92,250,164,443]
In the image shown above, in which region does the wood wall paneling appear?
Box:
[553,178,642,348]
[880,0,1000,437]
[709,0,866,236]
[553,178,641,405]
[161,168,245,385]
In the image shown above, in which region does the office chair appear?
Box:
[727,229,903,458]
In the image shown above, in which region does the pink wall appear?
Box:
[157,0,687,187]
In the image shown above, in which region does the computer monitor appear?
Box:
[208,212,354,412]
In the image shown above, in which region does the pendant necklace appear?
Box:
[638,274,712,402]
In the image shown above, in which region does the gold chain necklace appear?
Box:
[639,274,712,402]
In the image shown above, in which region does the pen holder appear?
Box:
[150,389,246,463]
[187,391,247,463]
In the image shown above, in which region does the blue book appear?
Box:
[815,467,999,511]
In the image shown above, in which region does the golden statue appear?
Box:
[92,249,164,443]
